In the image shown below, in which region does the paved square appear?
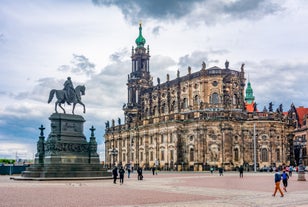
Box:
[2,171,308,207]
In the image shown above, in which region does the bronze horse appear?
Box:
[48,85,86,114]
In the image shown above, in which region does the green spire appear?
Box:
[135,22,146,47]
[245,81,255,104]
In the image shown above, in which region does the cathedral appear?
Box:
[104,24,297,171]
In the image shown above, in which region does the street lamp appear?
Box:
[294,136,306,181]
[109,148,118,167]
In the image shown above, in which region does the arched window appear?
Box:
[190,148,194,162]
[233,94,237,105]
[261,148,268,162]
[170,101,176,112]
[194,95,199,105]
[234,148,239,161]
[211,93,219,104]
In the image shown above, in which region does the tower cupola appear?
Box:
[135,23,146,47]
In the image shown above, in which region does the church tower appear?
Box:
[124,23,152,126]
[245,80,255,112]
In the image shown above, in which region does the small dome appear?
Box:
[135,23,146,47]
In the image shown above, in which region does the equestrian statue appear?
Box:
[48,77,86,114]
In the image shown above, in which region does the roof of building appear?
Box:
[296,106,308,126]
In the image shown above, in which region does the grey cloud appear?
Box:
[92,0,204,24]
[0,33,4,42]
[92,0,283,25]
[71,54,95,76]
[109,48,129,63]
[223,0,282,19]
[57,54,95,76]
[152,26,162,36]
[178,50,227,70]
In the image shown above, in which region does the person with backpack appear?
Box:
[272,169,284,197]
[119,166,125,184]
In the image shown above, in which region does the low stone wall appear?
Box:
[0,165,30,175]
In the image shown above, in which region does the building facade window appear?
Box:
[161,150,165,161]
[211,93,219,104]
[123,153,126,162]
[276,148,280,162]
[261,148,268,162]
[150,151,153,161]
[190,148,194,162]
[234,148,239,161]
[140,152,143,161]
[170,150,174,161]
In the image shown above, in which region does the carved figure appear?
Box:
[63,77,75,105]
[48,84,86,114]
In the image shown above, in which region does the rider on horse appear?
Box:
[63,77,75,105]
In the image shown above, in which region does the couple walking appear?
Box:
[272,169,289,197]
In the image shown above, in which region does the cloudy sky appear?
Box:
[0,0,307,161]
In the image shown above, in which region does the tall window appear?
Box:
[170,150,174,161]
[190,148,194,162]
[153,106,157,116]
[211,93,219,104]
[161,150,165,161]
[150,151,153,161]
[194,95,199,105]
[161,103,166,114]
[261,148,268,162]
[131,153,134,161]
[140,152,143,161]
[171,101,176,112]
[234,148,239,161]
[182,98,188,109]
[122,153,126,162]
[161,134,164,143]
[150,136,153,144]
[276,149,280,162]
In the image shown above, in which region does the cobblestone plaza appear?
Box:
[3,172,308,207]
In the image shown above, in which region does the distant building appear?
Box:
[287,105,308,166]
[104,24,296,171]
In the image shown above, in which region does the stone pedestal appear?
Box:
[22,113,111,178]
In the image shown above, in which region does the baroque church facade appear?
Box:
[104,24,296,171]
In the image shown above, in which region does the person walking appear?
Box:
[137,166,143,180]
[272,169,284,197]
[239,165,244,178]
[281,169,289,192]
[112,166,118,184]
[210,166,214,174]
[289,166,293,177]
[127,166,131,178]
[119,166,125,184]
[218,167,224,176]
[152,165,156,175]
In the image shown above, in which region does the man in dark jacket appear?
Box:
[119,166,125,184]
[137,167,143,180]
[112,166,118,184]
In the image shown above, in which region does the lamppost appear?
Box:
[109,147,118,167]
[294,136,306,181]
